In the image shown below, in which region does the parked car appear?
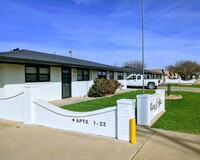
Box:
[126,74,162,89]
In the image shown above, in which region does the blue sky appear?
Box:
[0,0,200,68]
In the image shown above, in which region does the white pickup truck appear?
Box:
[126,74,162,89]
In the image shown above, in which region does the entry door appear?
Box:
[62,68,71,98]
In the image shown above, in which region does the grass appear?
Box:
[152,91,200,134]
[61,90,200,134]
[61,90,153,112]
[163,83,200,88]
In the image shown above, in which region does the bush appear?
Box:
[88,79,120,97]
[109,80,121,94]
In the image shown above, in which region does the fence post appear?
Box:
[24,85,39,124]
[116,99,135,141]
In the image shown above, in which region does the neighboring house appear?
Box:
[149,69,164,75]
[150,69,181,83]
[124,67,163,79]
[150,69,197,84]
[0,49,130,101]
[161,69,178,79]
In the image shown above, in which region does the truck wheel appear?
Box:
[148,83,155,89]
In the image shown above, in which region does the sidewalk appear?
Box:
[0,119,154,160]
[0,119,199,160]
[133,129,200,160]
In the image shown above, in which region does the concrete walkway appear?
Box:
[1,119,200,160]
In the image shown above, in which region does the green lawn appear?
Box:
[61,90,200,134]
[163,83,200,88]
[61,90,153,112]
[152,91,200,135]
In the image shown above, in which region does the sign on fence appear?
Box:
[137,90,165,126]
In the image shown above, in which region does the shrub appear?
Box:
[109,80,121,94]
[88,79,120,97]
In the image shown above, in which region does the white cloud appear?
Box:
[73,0,99,5]
[1,0,200,69]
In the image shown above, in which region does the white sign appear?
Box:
[137,90,165,126]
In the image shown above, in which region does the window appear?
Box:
[118,72,124,80]
[110,71,114,80]
[137,76,141,80]
[127,75,136,80]
[77,69,89,81]
[157,75,161,79]
[98,70,107,79]
[25,66,50,82]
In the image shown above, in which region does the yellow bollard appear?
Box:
[130,118,136,144]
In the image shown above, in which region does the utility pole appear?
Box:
[142,0,145,94]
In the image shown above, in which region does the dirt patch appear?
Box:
[165,94,182,100]
[196,79,200,84]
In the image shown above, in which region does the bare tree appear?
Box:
[166,60,200,79]
[123,60,147,69]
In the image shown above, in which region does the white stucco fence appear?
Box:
[0,92,25,122]
[0,85,135,141]
[165,76,196,84]
[72,80,94,97]
[137,90,165,126]
[32,98,135,141]
[0,85,165,141]
[3,82,61,101]
[34,100,117,137]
